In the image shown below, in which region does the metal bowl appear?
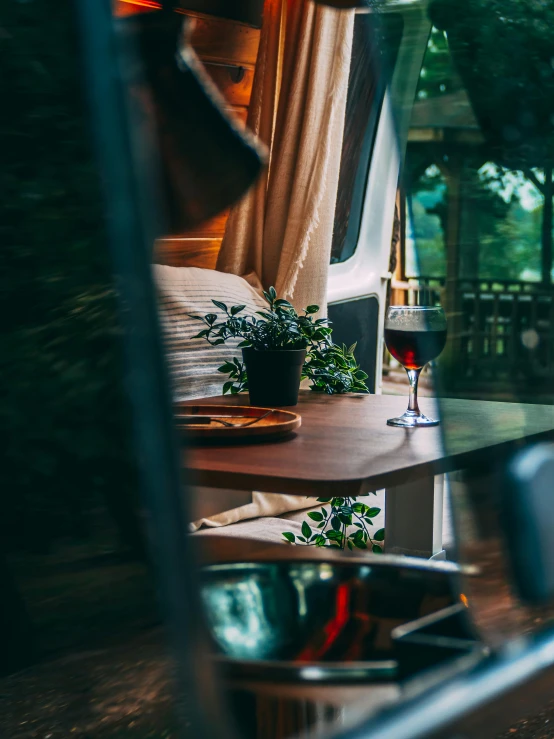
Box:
[200,558,460,683]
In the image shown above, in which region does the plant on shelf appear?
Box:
[192,286,369,406]
[282,494,384,552]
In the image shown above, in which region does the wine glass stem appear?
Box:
[406,368,421,415]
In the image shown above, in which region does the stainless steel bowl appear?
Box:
[200,558,460,683]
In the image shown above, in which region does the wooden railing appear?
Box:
[387,276,554,390]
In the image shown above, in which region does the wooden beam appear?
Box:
[113,4,261,69]
[154,238,222,269]
[190,13,260,69]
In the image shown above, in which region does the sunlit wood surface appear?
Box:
[181,391,554,497]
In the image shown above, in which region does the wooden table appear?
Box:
[182,392,554,558]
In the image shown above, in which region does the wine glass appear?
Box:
[384,306,447,427]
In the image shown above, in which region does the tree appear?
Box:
[429,0,554,283]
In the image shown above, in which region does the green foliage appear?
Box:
[408,160,548,282]
[415,26,462,101]
[193,288,369,395]
[407,5,554,284]
[282,494,384,552]
[1,1,138,552]
[193,287,331,350]
[304,342,369,395]
[218,358,248,395]
[430,0,554,169]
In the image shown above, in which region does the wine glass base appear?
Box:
[387,412,439,428]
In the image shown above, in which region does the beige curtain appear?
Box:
[191,0,354,532]
[216,0,355,313]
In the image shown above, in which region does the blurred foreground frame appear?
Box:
[75,0,264,737]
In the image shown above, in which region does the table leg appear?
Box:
[384,475,444,559]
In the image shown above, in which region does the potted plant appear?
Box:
[192,286,369,406]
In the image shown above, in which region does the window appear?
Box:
[331,12,403,264]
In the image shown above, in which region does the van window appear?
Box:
[331,12,403,264]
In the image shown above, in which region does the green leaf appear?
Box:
[315,535,326,547]
[338,513,352,526]
[301,521,312,538]
[374,528,385,542]
[222,381,234,394]
[218,362,236,373]
[230,304,246,316]
[306,305,320,314]
[331,516,341,532]
[282,532,296,543]
[366,507,381,518]
[192,330,209,339]
[205,313,218,325]
[354,539,368,550]
[347,540,353,551]
[372,545,383,554]
[308,511,323,521]
[212,300,228,312]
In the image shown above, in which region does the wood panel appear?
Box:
[154,238,221,269]
[114,0,264,27]
[189,13,260,69]
[176,209,228,238]
[203,64,255,107]
[114,3,261,69]
[114,1,260,268]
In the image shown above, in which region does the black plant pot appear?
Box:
[242,348,307,407]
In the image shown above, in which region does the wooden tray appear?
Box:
[174,404,301,442]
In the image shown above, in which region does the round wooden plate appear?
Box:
[174,404,301,442]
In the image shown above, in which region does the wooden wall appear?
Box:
[114,1,261,269]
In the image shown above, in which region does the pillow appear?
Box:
[154,264,318,530]
[154,265,266,401]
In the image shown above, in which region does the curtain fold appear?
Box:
[216,0,355,314]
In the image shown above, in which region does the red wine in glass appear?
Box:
[384,327,447,371]
[384,306,447,427]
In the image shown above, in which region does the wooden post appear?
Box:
[438,153,463,385]
[541,164,553,286]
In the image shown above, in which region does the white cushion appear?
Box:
[154,265,266,401]
[154,265,318,530]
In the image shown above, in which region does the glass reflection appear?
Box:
[391,0,554,657]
